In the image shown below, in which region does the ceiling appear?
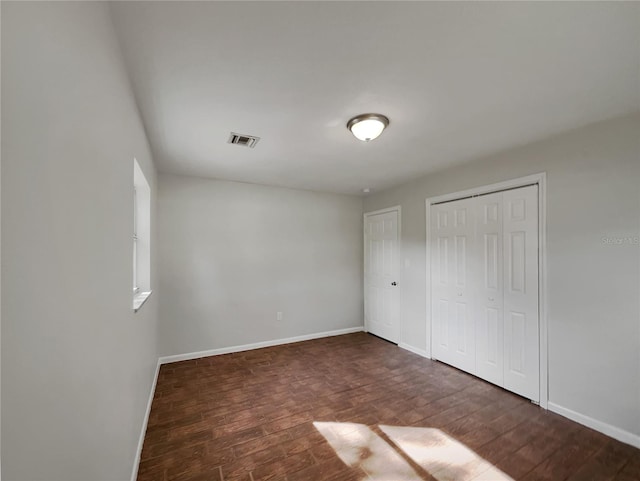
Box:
[110,1,640,195]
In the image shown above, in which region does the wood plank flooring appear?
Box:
[138,333,639,481]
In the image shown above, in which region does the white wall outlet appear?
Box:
[276,311,283,321]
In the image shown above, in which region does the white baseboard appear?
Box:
[158,326,365,365]
[548,402,640,449]
[131,359,161,481]
[398,342,431,359]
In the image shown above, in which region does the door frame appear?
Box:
[425,173,548,408]
[363,205,402,343]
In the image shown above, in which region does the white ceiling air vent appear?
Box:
[228,132,260,148]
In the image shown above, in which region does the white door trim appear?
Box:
[425,173,548,409]
[363,205,402,342]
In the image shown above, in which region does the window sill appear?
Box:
[133,290,152,312]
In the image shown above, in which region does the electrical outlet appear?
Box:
[276,311,283,321]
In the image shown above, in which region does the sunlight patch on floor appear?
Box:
[314,422,514,481]
[380,425,514,481]
[313,421,421,480]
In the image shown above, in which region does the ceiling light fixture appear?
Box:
[347,113,389,142]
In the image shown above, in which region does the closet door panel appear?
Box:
[431,199,476,374]
[475,193,505,386]
[503,185,540,401]
[431,205,453,364]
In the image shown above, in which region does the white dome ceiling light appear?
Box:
[347,113,389,142]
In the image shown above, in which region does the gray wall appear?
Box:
[0,3,3,475]
[364,113,640,439]
[158,174,363,357]
[1,2,158,480]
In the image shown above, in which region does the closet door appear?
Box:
[431,199,476,373]
[475,193,505,387]
[503,185,539,401]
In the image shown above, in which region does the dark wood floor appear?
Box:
[138,333,639,481]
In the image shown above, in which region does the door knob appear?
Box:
[488,297,495,302]
[391,282,397,286]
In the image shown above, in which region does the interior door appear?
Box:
[503,185,539,401]
[430,184,540,402]
[364,210,400,343]
[430,199,476,373]
[475,192,505,386]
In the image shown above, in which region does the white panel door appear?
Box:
[503,185,539,401]
[431,199,476,373]
[475,192,505,386]
[364,210,400,343]
[429,184,540,402]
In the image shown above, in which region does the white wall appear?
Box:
[364,113,640,442]
[1,3,158,480]
[158,174,363,357]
